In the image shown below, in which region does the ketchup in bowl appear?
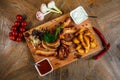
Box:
[35,58,53,76]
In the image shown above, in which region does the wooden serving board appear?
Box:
[24,13,102,70]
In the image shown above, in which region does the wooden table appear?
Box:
[0,0,120,80]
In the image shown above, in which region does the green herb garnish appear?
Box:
[43,26,64,43]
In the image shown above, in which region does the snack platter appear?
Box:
[24,13,102,70]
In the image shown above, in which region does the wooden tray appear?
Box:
[24,13,102,70]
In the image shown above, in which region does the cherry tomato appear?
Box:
[14,21,20,27]
[16,37,22,42]
[9,14,27,42]
[16,15,23,21]
[9,32,13,36]
[11,26,17,31]
[12,31,18,36]
[9,36,16,41]
[20,27,26,32]
[18,32,23,37]
[21,21,27,27]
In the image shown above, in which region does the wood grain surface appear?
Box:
[24,13,102,70]
[0,0,120,80]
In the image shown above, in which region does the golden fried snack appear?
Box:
[79,27,87,33]
[77,49,84,55]
[73,37,80,44]
[75,27,86,36]
[84,36,90,47]
[84,31,94,41]
[73,27,97,55]
[90,40,97,48]
[76,44,82,50]
[83,36,90,53]
[78,34,88,52]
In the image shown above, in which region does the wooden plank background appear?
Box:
[0,0,120,80]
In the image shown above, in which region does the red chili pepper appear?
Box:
[93,27,107,46]
[93,43,110,60]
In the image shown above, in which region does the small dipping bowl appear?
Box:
[35,58,53,76]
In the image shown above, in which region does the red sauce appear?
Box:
[37,59,52,75]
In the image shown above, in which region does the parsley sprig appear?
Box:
[43,26,64,43]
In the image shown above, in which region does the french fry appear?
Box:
[75,27,86,36]
[76,45,82,50]
[90,40,97,48]
[83,36,90,53]
[85,49,89,53]
[84,36,90,47]
[77,49,84,55]
[79,34,87,50]
[73,37,80,44]
[73,27,97,55]
[84,31,94,41]
[79,27,86,33]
